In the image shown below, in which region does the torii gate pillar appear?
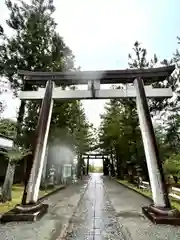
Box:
[134,78,180,224]
[1,80,53,223]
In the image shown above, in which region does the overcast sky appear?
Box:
[0,0,180,129]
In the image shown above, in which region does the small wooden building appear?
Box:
[0,134,13,183]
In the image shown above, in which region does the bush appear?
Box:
[164,153,180,177]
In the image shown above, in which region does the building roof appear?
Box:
[0,134,13,149]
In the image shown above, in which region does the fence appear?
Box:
[139,181,180,201]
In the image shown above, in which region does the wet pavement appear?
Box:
[0,178,89,240]
[104,178,180,240]
[65,173,127,240]
[1,174,180,239]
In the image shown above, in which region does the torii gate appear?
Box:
[2,65,180,225]
[83,153,109,175]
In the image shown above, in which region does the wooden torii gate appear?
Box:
[2,65,180,225]
[83,153,109,175]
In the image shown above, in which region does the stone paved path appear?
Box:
[104,178,180,240]
[65,173,127,240]
[0,178,89,240]
[1,175,180,239]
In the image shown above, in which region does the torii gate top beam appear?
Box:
[83,153,109,159]
[83,158,107,160]
[19,65,175,86]
[83,153,109,156]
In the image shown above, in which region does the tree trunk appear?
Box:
[15,84,30,204]
[77,153,82,179]
[173,176,178,184]
[103,158,109,176]
[129,165,136,184]
[118,166,125,180]
[115,150,124,179]
[1,161,16,202]
[82,158,85,175]
[86,157,89,175]
[110,152,115,177]
[15,100,26,146]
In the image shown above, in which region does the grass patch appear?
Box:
[117,180,180,211]
[0,184,62,214]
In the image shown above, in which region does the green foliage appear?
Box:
[99,98,145,179]
[128,41,157,69]
[0,146,31,163]
[0,0,77,146]
[0,0,92,154]
[0,0,74,82]
[89,165,103,173]
[0,118,17,139]
[8,147,30,163]
[164,154,180,176]
[66,101,94,154]
[99,42,156,179]
[43,100,94,155]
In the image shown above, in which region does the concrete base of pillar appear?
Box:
[142,204,180,225]
[0,201,48,223]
